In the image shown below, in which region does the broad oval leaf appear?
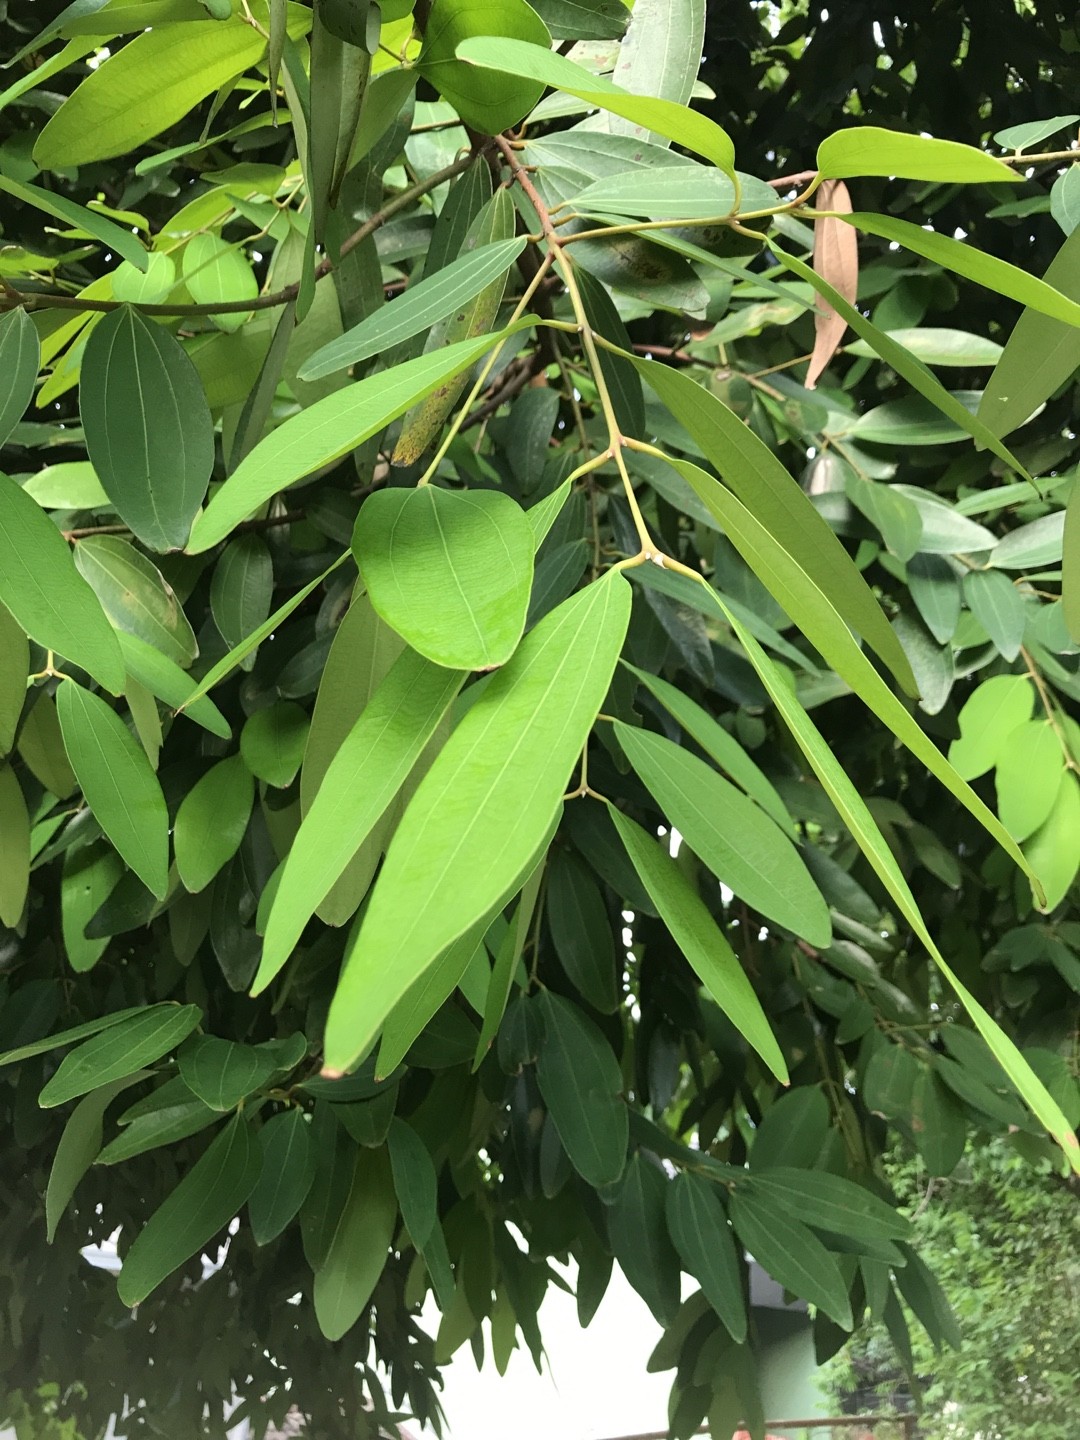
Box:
[0,308,39,448]
[39,1004,202,1108]
[962,569,1027,661]
[665,1172,746,1342]
[417,0,551,134]
[728,1187,853,1329]
[188,324,533,553]
[240,701,309,789]
[995,720,1064,843]
[210,535,274,662]
[570,167,736,222]
[298,237,528,380]
[353,486,534,670]
[615,722,831,947]
[74,536,198,667]
[948,675,1035,780]
[179,1035,278,1111]
[817,127,1019,184]
[1025,770,1080,914]
[248,1107,316,1245]
[23,462,111,510]
[116,1113,262,1306]
[988,512,1065,571]
[174,755,254,893]
[182,233,258,332]
[534,988,627,1188]
[56,681,169,898]
[0,473,124,695]
[313,1146,397,1340]
[610,808,788,1082]
[321,572,632,1073]
[80,307,214,552]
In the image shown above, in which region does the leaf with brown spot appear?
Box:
[806,179,858,389]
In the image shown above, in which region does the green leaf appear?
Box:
[74,537,197,668]
[417,0,551,135]
[229,300,297,471]
[910,1066,967,1177]
[962,569,1027,661]
[19,692,77,800]
[615,722,831,947]
[623,664,796,837]
[844,212,1080,329]
[34,15,273,168]
[534,988,627,1187]
[97,1086,220,1166]
[571,167,735,222]
[179,1035,279,1111]
[1051,165,1080,235]
[23,462,110,510]
[240,700,309,788]
[1025,771,1080,914]
[257,649,464,990]
[175,755,255,893]
[182,233,258,332]
[0,472,124,695]
[843,475,923,563]
[529,0,628,41]
[0,175,149,273]
[728,1187,853,1329]
[209,534,273,669]
[948,675,1035,780]
[749,1088,830,1171]
[60,842,121,972]
[988,512,1065,570]
[377,925,487,1080]
[1065,479,1080,644]
[908,554,962,645]
[353,487,534,670]
[889,487,997,555]
[546,849,619,1014]
[188,323,533,552]
[607,1152,681,1327]
[818,127,1018,183]
[39,1005,201,1108]
[608,0,705,142]
[609,808,788,1083]
[770,244,1029,478]
[313,1146,397,1340]
[0,603,28,759]
[45,1073,149,1242]
[117,632,231,740]
[117,1112,262,1306]
[474,857,546,1069]
[111,252,177,304]
[845,328,1002,367]
[632,362,916,697]
[387,1117,440,1248]
[977,228,1080,440]
[0,1005,151,1069]
[56,681,169,899]
[0,308,39,448]
[79,307,213,553]
[248,1107,316,1245]
[711,602,1079,1171]
[299,238,527,380]
[744,1168,910,1241]
[0,764,30,928]
[321,573,631,1073]
[457,38,736,177]
[665,1172,746,1343]
[994,116,1080,150]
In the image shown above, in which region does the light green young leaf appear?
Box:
[608,0,704,143]
[712,601,1080,1171]
[313,1146,397,1340]
[535,988,627,1187]
[994,720,1064,842]
[174,755,254,893]
[298,238,527,380]
[845,328,1002,367]
[0,602,28,758]
[257,649,464,989]
[728,1188,853,1329]
[417,0,551,135]
[23,462,110,510]
[74,536,198,668]
[948,675,1035,780]
[117,632,231,740]
[248,1107,315,1245]
[353,487,534,670]
[0,473,124,695]
[0,764,30,928]
[0,308,40,448]
[45,1073,149,1243]
[993,116,1080,150]
[39,1005,202,1108]
[1065,478,1080,644]
[321,572,631,1074]
[632,360,916,697]
[182,233,259,332]
[1025,771,1080,915]
[615,722,830,946]
[80,306,214,552]
[188,323,533,552]
[117,1113,262,1306]
[817,127,1019,184]
[664,1172,746,1343]
[56,681,169,898]
[240,701,309,788]
[456,37,736,177]
[609,807,788,1083]
[770,244,1030,478]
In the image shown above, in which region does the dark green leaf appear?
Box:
[607,1152,681,1327]
[313,1145,397,1340]
[248,1108,316,1244]
[535,988,627,1188]
[728,1187,853,1329]
[665,1172,746,1342]
[39,1005,201,1108]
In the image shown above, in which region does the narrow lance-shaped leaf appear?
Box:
[353,486,535,670]
[45,1072,150,1243]
[0,473,125,696]
[473,855,546,1068]
[806,179,858,389]
[710,594,1080,1172]
[0,764,30,928]
[117,632,231,740]
[56,681,170,900]
[0,308,40,448]
[609,807,788,1083]
[313,1146,397,1341]
[0,1006,152,1070]
[117,1113,263,1307]
[1064,478,1080,644]
[817,126,1020,184]
[188,322,535,552]
[631,358,917,697]
[248,1107,316,1246]
[80,307,214,552]
[535,989,628,1188]
[0,175,149,272]
[728,1187,853,1329]
[665,1172,747,1343]
[39,1005,202,1108]
[321,572,632,1074]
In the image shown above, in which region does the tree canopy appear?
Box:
[0,1,1078,1437]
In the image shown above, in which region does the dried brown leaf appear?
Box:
[806,179,858,389]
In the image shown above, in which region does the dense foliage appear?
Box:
[824,1141,1080,1438]
[0,1,1078,1437]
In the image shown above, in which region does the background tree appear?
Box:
[0,1,1078,1438]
